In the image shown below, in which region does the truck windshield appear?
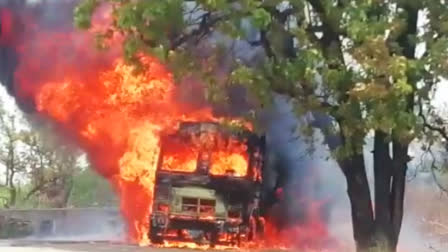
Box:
[161,136,199,173]
[209,137,249,177]
[160,133,249,177]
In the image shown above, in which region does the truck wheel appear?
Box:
[248,217,257,241]
[236,232,242,247]
[149,228,164,244]
[256,217,265,239]
[177,229,185,240]
[210,230,219,248]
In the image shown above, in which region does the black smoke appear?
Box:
[0,0,81,112]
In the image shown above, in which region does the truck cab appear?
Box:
[150,122,265,246]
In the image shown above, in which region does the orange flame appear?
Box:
[12,6,250,244]
[161,132,249,177]
[32,54,230,244]
[9,4,336,251]
[210,141,249,177]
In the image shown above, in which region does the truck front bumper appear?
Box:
[150,213,242,233]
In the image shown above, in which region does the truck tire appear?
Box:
[256,217,265,239]
[248,216,257,241]
[210,230,219,248]
[149,228,164,244]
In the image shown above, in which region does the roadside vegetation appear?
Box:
[0,93,117,209]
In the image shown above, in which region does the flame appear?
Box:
[155,241,237,250]
[161,136,200,173]
[161,132,249,177]
[210,139,249,177]
[32,54,231,244]
[7,4,336,251]
[10,5,251,245]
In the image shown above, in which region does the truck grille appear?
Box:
[199,199,215,215]
[181,197,216,215]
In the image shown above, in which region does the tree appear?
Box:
[69,167,118,207]
[0,93,82,208]
[0,104,29,207]
[76,1,448,251]
[21,126,81,208]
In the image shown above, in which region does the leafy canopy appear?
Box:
[75,0,448,160]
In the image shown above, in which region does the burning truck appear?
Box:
[150,121,266,246]
[0,3,334,249]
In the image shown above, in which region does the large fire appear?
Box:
[161,131,250,177]
[33,50,254,245]
[4,4,250,246]
[36,54,220,244]
[1,3,337,251]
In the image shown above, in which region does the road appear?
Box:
[1,241,188,252]
[0,240,287,252]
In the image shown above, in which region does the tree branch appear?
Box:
[170,13,226,50]
[426,148,448,194]
[307,0,346,44]
[24,178,56,200]
[418,98,448,142]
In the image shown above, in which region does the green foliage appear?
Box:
[0,187,9,207]
[74,0,98,29]
[76,0,184,63]
[0,95,112,209]
[74,0,448,161]
[251,8,272,29]
[0,169,117,209]
[69,168,117,207]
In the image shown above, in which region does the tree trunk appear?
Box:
[8,169,16,207]
[5,164,9,187]
[373,131,394,250]
[62,178,74,207]
[377,4,416,250]
[8,187,16,207]
[313,117,377,251]
[339,153,375,251]
[390,139,408,248]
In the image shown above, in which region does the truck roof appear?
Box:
[177,121,256,139]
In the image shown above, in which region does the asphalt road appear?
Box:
[0,241,220,252]
[1,242,189,252]
[0,240,287,252]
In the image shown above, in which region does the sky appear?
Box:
[433,81,448,114]
[0,85,20,114]
[0,86,17,184]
